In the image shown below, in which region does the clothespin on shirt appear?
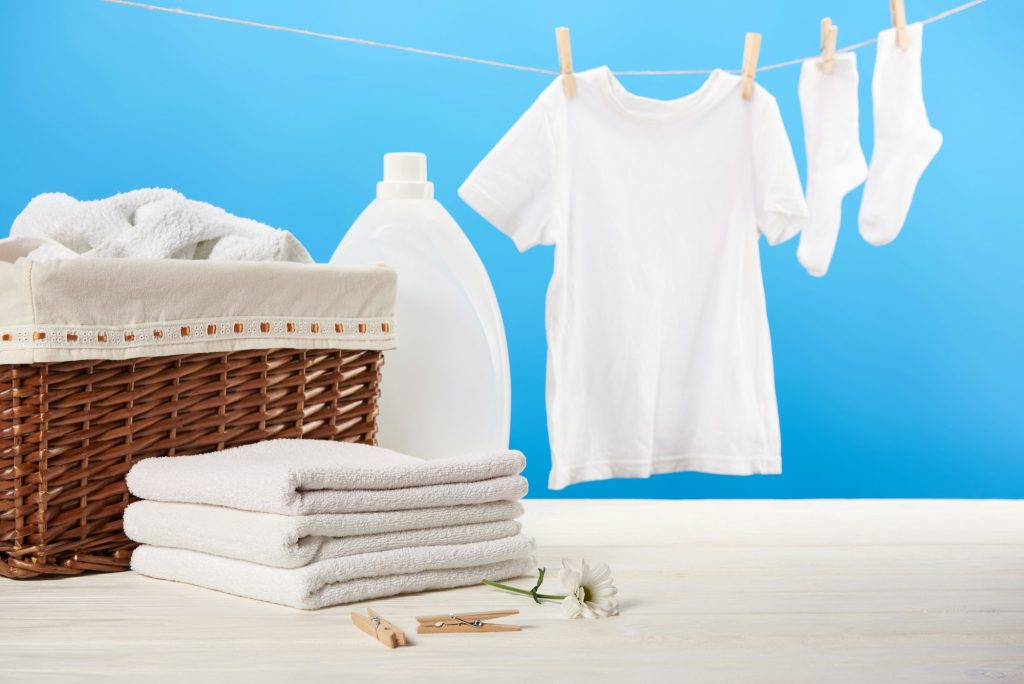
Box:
[820,18,838,73]
[890,0,909,49]
[740,32,762,100]
[416,609,522,634]
[555,27,576,97]
[351,608,407,649]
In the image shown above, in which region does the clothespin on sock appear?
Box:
[351,608,407,649]
[415,610,522,634]
[820,18,838,73]
[890,0,909,49]
[740,32,762,100]
[555,27,576,97]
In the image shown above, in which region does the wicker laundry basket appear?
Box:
[0,256,397,578]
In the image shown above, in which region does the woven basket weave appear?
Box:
[0,347,383,578]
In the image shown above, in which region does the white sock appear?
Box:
[858,22,943,246]
[796,53,868,277]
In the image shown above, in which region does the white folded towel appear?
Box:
[127,440,527,515]
[124,499,524,568]
[11,188,312,263]
[132,535,536,609]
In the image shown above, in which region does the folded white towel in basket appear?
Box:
[124,499,524,568]
[11,188,312,263]
[126,440,528,515]
[131,535,536,609]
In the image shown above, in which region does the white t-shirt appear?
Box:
[459,67,808,490]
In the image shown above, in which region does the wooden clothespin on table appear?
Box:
[555,27,575,97]
[416,609,521,634]
[351,608,407,649]
[891,0,909,50]
[820,18,838,73]
[740,32,762,100]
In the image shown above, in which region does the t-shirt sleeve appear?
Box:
[753,94,808,245]
[459,86,563,252]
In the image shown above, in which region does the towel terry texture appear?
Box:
[124,500,524,567]
[11,188,311,263]
[131,535,536,609]
[126,439,528,514]
[125,439,533,608]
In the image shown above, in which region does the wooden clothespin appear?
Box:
[415,609,521,634]
[890,0,909,50]
[555,27,576,97]
[351,608,407,649]
[740,32,762,100]
[820,18,838,73]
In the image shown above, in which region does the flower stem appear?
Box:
[481,579,565,601]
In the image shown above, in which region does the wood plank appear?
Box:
[0,500,1021,683]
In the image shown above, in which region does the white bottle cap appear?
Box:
[377,152,435,200]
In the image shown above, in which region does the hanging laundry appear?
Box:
[859,23,943,246]
[796,52,868,277]
[460,67,808,489]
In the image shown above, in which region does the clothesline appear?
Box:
[102,0,987,76]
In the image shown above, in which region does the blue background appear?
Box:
[1,1,1020,498]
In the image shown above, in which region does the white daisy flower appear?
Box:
[559,559,619,619]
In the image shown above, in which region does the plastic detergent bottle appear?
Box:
[331,153,511,460]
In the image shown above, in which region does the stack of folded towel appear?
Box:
[124,439,534,609]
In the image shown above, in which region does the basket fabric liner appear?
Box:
[0,256,397,363]
[0,248,396,578]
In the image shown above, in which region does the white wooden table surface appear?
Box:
[1,500,1022,683]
